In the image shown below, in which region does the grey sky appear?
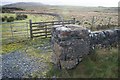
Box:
[1,0,120,7]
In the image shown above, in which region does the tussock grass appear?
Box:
[1,12,118,78]
[2,42,24,54]
[1,36,118,78]
[46,47,118,78]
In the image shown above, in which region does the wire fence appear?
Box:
[1,22,29,44]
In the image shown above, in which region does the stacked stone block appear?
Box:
[51,25,90,69]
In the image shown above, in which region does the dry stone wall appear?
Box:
[51,24,120,69]
[90,29,120,48]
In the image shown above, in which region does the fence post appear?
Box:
[29,20,33,39]
[73,18,76,24]
[45,26,47,38]
[10,23,14,41]
[26,22,29,39]
[108,17,111,28]
[91,16,95,31]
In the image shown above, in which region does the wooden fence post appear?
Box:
[10,23,14,41]
[26,22,29,39]
[73,18,76,24]
[108,17,111,28]
[45,26,47,38]
[91,16,95,31]
[29,20,33,39]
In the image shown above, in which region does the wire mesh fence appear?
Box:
[1,22,29,44]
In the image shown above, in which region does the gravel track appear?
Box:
[2,51,49,78]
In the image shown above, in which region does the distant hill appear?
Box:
[3,2,48,8]
[2,2,118,13]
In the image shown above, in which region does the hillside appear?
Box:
[3,2,48,8]
[2,2,118,13]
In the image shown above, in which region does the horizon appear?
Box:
[1,0,120,7]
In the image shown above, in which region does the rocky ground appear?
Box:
[2,50,50,78]
[0,41,50,78]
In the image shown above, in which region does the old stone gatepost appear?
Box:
[51,24,91,69]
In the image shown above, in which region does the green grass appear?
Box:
[46,47,118,78]
[1,13,57,23]
[2,42,24,54]
[1,12,118,78]
[24,38,52,62]
[2,37,52,62]
[1,38,53,78]
[1,36,118,78]
[1,13,56,44]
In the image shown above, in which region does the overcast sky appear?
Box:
[1,0,120,7]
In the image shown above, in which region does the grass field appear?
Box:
[16,5,118,30]
[1,13,57,44]
[1,37,118,78]
[1,5,119,78]
[45,46,118,78]
[1,13,57,22]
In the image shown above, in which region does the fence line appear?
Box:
[1,16,118,44]
[1,22,29,44]
[29,18,76,39]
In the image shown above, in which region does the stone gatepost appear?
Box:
[51,24,91,69]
